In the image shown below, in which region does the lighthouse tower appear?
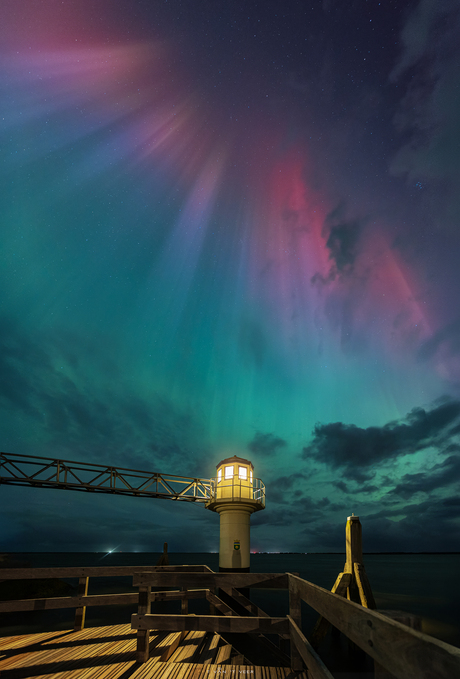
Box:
[206,455,265,572]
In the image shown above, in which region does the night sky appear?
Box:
[1,0,460,554]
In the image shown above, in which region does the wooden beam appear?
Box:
[151,588,208,602]
[215,643,232,665]
[354,562,376,609]
[374,610,421,678]
[136,585,151,663]
[289,576,303,671]
[133,572,289,589]
[205,591,237,616]
[159,630,188,662]
[196,632,223,664]
[0,564,213,580]
[288,573,460,679]
[287,616,335,679]
[0,591,139,613]
[220,587,269,617]
[132,613,290,635]
[73,576,88,631]
[344,515,362,574]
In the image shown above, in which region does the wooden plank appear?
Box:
[133,573,289,590]
[231,653,245,665]
[195,633,222,665]
[205,591,237,616]
[288,575,302,671]
[0,591,139,612]
[136,584,151,663]
[287,616,334,679]
[220,588,269,617]
[159,631,189,663]
[74,576,89,630]
[353,562,376,609]
[169,631,207,663]
[288,573,460,679]
[152,589,208,602]
[0,565,169,579]
[215,643,232,665]
[152,565,214,573]
[132,614,289,636]
[0,629,69,650]
[374,611,422,678]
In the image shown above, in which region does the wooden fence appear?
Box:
[130,570,460,679]
[0,564,212,629]
[1,564,460,679]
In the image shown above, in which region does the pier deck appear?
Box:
[0,623,304,679]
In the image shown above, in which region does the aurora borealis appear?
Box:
[1,0,460,553]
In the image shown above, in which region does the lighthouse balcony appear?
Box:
[205,476,265,511]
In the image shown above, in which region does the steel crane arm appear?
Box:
[0,452,213,502]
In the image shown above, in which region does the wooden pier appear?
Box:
[0,622,298,679]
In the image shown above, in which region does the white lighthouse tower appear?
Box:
[206,455,265,572]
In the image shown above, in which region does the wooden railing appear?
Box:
[0,564,212,630]
[1,562,460,678]
[130,570,460,679]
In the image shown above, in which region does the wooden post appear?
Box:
[344,514,363,606]
[374,611,422,678]
[289,579,303,671]
[73,577,88,631]
[181,587,188,614]
[156,542,169,566]
[136,585,151,663]
[354,562,376,609]
[345,514,362,570]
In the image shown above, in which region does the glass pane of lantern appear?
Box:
[238,466,247,480]
[250,470,253,482]
[224,465,234,479]
[217,469,222,483]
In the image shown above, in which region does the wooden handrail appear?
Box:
[0,564,213,579]
[0,564,213,631]
[288,573,460,679]
[131,613,290,635]
[0,591,139,613]
[0,588,210,614]
[132,571,289,589]
[287,616,334,679]
[2,564,460,679]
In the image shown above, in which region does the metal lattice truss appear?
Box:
[0,452,213,503]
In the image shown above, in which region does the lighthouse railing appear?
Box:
[209,476,265,506]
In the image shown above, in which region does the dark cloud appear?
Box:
[361,494,460,552]
[325,219,362,273]
[311,206,364,288]
[332,479,379,495]
[265,472,307,504]
[253,496,342,528]
[248,431,287,457]
[303,398,460,478]
[387,453,460,499]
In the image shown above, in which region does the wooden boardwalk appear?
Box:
[0,624,305,679]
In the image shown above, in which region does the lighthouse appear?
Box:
[206,455,265,572]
